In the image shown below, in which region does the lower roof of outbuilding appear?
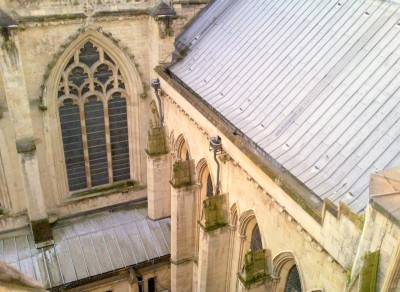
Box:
[0,206,171,289]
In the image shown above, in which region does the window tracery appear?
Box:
[58,41,130,191]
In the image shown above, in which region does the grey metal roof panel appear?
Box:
[0,207,171,289]
[171,0,400,213]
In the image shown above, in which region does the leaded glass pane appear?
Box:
[94,64,113,84]
[59,99,87,191]
[285,266,302,292]
[109,93,130,182]
[79,42,99,68]
[68,67,88,87]
[206,174,213,196]
[84,96,109,187]
[250,224,262,251]
[104,52,115,65]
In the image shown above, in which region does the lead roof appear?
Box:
[170,0,400,213]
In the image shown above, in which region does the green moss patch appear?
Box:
[170,160,194,189]
[360,250,380,292]
[31,219,53,244]
[237,249,268,287]
[146,126,168,156]
[339,202,364,230]
[202,195,227,231]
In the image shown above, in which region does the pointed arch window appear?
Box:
[250,223,262,251]
[58,41,130,191]
[285,265,302,292]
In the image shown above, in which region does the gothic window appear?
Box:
[250,224,262,251]
[206,173,213,196]
[285,265,302,292]
[58,41,130,192]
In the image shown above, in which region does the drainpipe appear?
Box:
[209,136,222,195]
[213,150,220,195]
[151,78,163,127]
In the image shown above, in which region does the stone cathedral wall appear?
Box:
[0,0,207,230]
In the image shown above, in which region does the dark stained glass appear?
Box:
[250,224,262,251]
[285,266,302,292]
[59,99,87,191]
[94,64,113,84]
[68,67,88,87]
[81,83,90,95]
[118,79,125,89]
[106,81,114,92]
[66,56,74,68]
[109,93,130,182]
[104,52,115,65]
[84,96,109,187]
[69,86,78,96]
[79,42,99,68]
[94,82,103,93]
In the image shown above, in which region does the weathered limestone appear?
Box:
[237,250,269,291]
[0,29,51,244]
[146,126,171,220]
[158,74,351,291]
[170,159,196,292]
[196,194,230,291]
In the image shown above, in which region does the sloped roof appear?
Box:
[0,207,171,289]
[170,0,400,213]
[370,168,400,220]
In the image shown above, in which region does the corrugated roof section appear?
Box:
[170,0,400,213]
[0,207,171,289]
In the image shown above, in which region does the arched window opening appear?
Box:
[58,41,130,192]
[285,265,302,292]
[250,224,262,251]
[206,173,213,196]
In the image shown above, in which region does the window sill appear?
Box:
[62,180,145,204]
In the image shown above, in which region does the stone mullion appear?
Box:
[80,101,92,188]
[104,101,113,184]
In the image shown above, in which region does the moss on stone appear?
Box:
[237,249,268,287]
[170,160,194,189]
[324,198,339,218]
[146,126,168,156]
[19,13,86,23]
[339,202,364,230]
[360,250,379,292]
[71,179,138,198]
[31,219,53,244]
[16,138,36,153]
[202,195,227,231]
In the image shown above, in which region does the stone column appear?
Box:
[146,126,171,220]
[0,29,52,246]
[196,194,230,292]
[170,159,196,292]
